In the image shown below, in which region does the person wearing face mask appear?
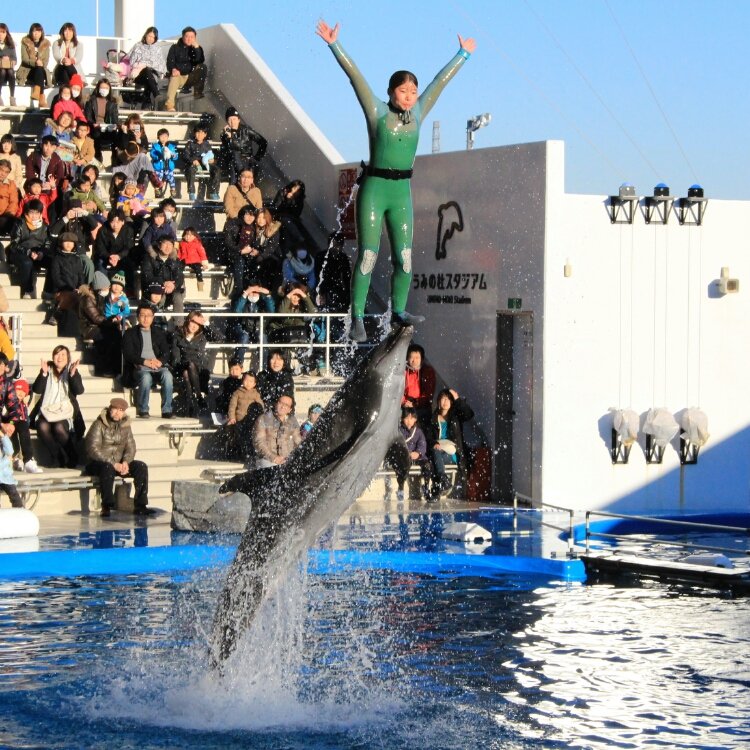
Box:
[316,20,476,342]
[8,199,49,298]
[282,246,316,290]
[51,84,86,123]
[84,79,120,161]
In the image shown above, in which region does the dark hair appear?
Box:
[24,198,44,214]
[82,163,99,179]
[74,176,91,190]
[0,353,9,367]
[50,344,71,374]
[0,24,15,49]
[58,22,78,46]
[238,205,256,223]
[75,119,90,130]
[267,348,286,366]
[125,113,143,129]
[0,159,10,171]
[156,128,169,138]
[137,301,156,313]
[407,343,425,360]
[284,179,305,201]
[107,207,126,223]
[141,26,159,44]
[0,134,17,154]
[193,123,208,135]
[27,23,45,42]
[159,197,177,211]
[228,358,243,368]
[388,70,418,93]
[243,369,257,379]
[157,235,175,248]
[41,134,59,146]
[181,26,197,37]
[435,388,455,413]
[401,406,417,419]
[94,78,115,100]
[150,207,165,219]
[24,177,43,192]
[182,225,198,236]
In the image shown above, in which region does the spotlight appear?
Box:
[643,408,679,464]
[678,184,708,225]
[645,183,674,224]
[607,183,639,224]
[466,113,491,150]
[679,408,709,465]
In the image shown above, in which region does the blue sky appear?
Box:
[4,1,747,198]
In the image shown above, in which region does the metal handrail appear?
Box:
[584,509,750,556]
[154,311,379,371]
[513,492,576,557]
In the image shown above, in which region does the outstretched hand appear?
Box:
[458,35,476,54]
[316,20,339,45]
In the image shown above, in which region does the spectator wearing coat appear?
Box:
[84,397,153,517]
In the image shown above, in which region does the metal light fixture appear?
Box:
[679,408,709,465]
[677,184,708,225]
[608,183,639,224]
[610,408,640,464]
[644,183,674,225]
[466,113,491,150]
[642,408,679,464]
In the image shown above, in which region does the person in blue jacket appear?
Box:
[150,128,178,198]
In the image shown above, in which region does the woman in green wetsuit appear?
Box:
[316,20,476,342]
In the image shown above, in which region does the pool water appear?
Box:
[1,533,749,749]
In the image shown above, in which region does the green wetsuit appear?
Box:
[329,41,469,318]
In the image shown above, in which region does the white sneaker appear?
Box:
[24,459,43,474]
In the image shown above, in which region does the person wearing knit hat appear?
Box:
[93,271,110,292]
[110,270,127,288]
[104,271,131,331]
[84,397,153,517]
[219,105,268,184]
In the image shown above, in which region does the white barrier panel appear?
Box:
[0,509,40,539]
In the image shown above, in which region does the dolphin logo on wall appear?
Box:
[209,326,413,670]
[436,201,464,260]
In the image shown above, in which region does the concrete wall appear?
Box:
[544,169,750,513]
[359,141,550,498]
[197,24,343,233]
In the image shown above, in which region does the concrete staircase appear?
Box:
[0,100,404,518]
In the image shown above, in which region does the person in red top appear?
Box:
[177,226,209,290]
[402,343,436,428]
[0,159,19,235]
[17,178,58,225]
[51,83,86,123]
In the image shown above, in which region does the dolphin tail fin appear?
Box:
[385,437,410,482]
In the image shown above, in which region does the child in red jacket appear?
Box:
[16,178,58,224]
[178,226,209,290]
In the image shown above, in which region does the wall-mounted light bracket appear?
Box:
[644,195,675,225]
[679,437,700,465]
[611,429,633,464]
[607,195,639,224]
[645,434,666,464]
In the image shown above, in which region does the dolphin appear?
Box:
[208,325,413,668]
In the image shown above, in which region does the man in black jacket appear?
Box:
[219,106,268,184]
[122,302,174,418]
[165,27,207,112]
[140,236,185,312]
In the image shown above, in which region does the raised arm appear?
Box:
[316,20,380,129]
[418,34,476,119]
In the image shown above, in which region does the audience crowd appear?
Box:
[0,18,479,515]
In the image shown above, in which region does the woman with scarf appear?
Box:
[16,23,51,109]
[30,345,85,468]
[316,20,475,342]
[427,388,474,501]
